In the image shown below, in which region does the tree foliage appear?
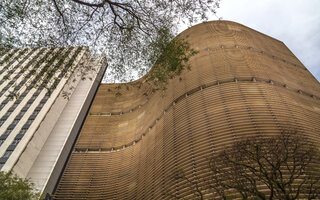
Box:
[0,0,220,83]
[0,171,42,200]
[174,132,320,200]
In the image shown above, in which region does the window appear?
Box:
[29,114,37,120]
[12,119,19,125]
[12,139,20,145]
[0,120,4,126]
[30,96,36,100]
[3,129,12,136]
[3,151,13,158]
[40,98,47,103]
[14,86,20,91]
[27,99,34,104]
[0,140,3,146]
[19,110,26,115]
[33,90,40,96]
[19,129,27,135]
[0,164,3,169]
[26,119,33,125]
[9,105,16,110]
[33,110,40,115]
[1,115,8,120]
[20,92,27,97]
[4,111,12,118]
[7,124,16,130]
[21,106,29,112]
[25,102,32,108]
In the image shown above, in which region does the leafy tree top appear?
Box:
[0,0,220,83]
[0,171,43,200]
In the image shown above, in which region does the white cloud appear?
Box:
[215,0,320,81]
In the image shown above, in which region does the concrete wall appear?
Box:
[24,57,106,193]
[0,46,106,193]
[10,47,86,177]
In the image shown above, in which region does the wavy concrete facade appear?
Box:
[54,21,320,199]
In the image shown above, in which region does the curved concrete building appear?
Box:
[54,21,320,199]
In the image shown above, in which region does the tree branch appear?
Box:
[52,0,66,26]
[71,0,106,7]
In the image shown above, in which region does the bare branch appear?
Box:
[51,0,66,26]
[71,0,106,7]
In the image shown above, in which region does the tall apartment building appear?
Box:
[1,20,319,199]
[53,21,320,199]
[0,47,106,194]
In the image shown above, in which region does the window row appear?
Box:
[0,89,48,127]
[0,91,50,166]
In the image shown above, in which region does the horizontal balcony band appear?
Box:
[90,76,319,117]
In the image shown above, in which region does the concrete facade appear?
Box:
[54,21,320,199]
[0,47,106,193]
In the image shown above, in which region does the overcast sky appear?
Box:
[213,0,320,81]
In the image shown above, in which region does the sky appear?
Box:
[213,0,320,82]
[103,0,320,83]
